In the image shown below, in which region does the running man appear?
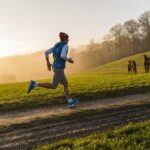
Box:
[27,32,79,108]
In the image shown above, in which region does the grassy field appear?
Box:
[35,120,150,150]
[0,51,150,111]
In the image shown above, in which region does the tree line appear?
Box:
[68,11,150,72]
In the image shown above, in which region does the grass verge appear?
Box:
[35,120,150,150]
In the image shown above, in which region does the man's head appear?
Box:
[59,32,69,43]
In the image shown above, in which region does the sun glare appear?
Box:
[0,41,25,58]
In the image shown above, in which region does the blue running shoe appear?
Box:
[68,98,79,108]
[27,80,36,94]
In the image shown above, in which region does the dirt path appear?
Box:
[0,93,150,126]
[0,93,150,150]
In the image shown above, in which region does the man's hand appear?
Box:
[47,62,52,71]
[67,57,74,63]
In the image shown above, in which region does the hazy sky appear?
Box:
[0,0,150,58]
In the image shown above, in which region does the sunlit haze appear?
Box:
[0,0,150,58]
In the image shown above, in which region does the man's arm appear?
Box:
[45,47,54,71]
[61,45,74,63]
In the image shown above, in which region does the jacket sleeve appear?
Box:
[61,44,68,61]
[45,47,54,57]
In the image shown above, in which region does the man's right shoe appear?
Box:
[27,80,36,94]
[68,98,79,108]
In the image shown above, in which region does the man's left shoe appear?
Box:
[27,80,36,94]
[68,98,79,108]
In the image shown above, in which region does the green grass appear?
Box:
[0,51,150,111]
[35,120,150,150]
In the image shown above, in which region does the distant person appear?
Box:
[132,61,137,74]
[144,55,150,73]
[128,60,132,73]
[128,60,137,74]
[27,32,79,108]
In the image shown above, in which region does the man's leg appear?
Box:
[38,83,57,89]
[27,81,57,93]
[60,70,70,101]
[61,71,79,107]
[63,85,71,101]
[38,69,60,89]
[27,70,59,93]
[63,84,79,107]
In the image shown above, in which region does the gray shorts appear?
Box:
[51,69,68,87]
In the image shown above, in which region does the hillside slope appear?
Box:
[0,50,149,83]
[0,51,150,111]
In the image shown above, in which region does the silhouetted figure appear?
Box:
[144,55,150,73]
[128,60,132,73]
[132,61,137,74]
[128,60,137,74]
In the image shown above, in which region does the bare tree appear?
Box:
[138,11,150,49]
[124,19,140,53]
[87,39,99,66]
[109,24,128,58]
